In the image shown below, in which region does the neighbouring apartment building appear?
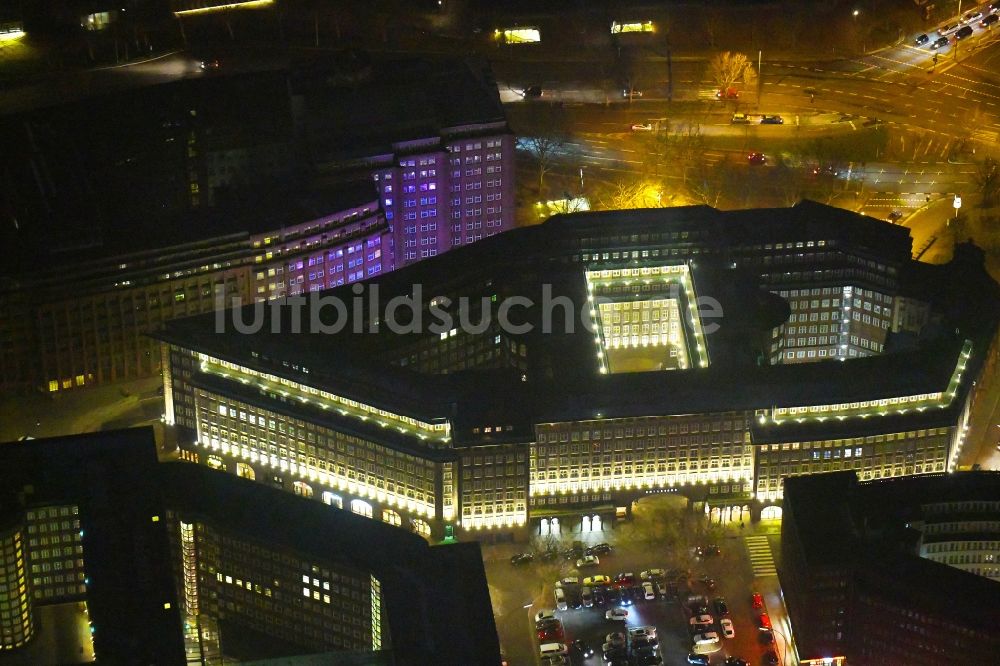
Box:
[0,57,515,394]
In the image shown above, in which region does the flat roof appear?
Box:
[783,471,1000,630]
[155,201,998,446]
[0,429,501,666]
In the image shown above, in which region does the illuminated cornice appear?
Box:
[174,0,274,17]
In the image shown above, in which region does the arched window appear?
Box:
[293,481,313,498]
[412,519,431,537]
[761,505,783,521]
[350,499,373,518]
[382,509,401,527]
[322,492,343,509]
[236,462,255,480]
[206,455,225,470]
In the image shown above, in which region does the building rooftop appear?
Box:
[0,428,501,666]
[783,471,1000,631]
[155,201,998,447]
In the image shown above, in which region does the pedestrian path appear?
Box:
[744,535,778,577]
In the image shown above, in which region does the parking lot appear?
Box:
[483,497,795,666]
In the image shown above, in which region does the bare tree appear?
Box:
[974,156,1000,208]
[516,106,571,196]
[708,51,758,91]
[687,162,735,208]
[594,178,667,210]
[518,135,568,197]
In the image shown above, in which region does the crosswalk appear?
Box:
[745,535,778,577]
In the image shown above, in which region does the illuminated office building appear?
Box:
[155,202,1000,540]
[782,471,1000,665]
[0,429,500,665]
[0,510,32,652]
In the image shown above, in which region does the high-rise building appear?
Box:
[153,202,1000,541]
[0,428,500,665]
[0,57,515,394]
[782,471,1000,665]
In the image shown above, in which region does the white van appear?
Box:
[539,642,569,656]
[693,632,720,645]
[554,586,568,611]
[642,581,656,600]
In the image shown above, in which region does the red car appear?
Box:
[747,152,766,165]
[537,625,564,642]
[758,612,772,630]
[751,592,764,609]
[716,87,740,100]
[613,573,635,590]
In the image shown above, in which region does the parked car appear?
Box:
[538,625,564,642]
[511,552,533,566]
[584,575,611,587]
[642,582,656,600]
[572,639,594,657]
[961,10,983,24]
[524,85,543,98]
[641,569,666,580]
[758,613,773,631]
[731,113,753,124]
[589,543,613,555]
[535,609,556,624]
[603,647,628,663]
[613,573,635,589]
[915,33,929,45]
[688,655,710,665]
[760,629,775,645]
[931,35,950,49]
[751,592,764,609]
[536,618,561,631]
[605,631,626,647]
[581,586,593,607]
[982,14,1000,27]
[632,636,659,651]
[628,626,657,639]
[577,555,600,568]
[760,115,784,125]
[713,597,729,615]
[689,614,714,626]
[556,577,579,588]
[593,588,606,605]
[692,632,720,645]
[938,23,959,35]
[764,651,779,665]
[955,25,974,39]
[747,152,766,166]
[716,87,740,99]
[630,123,654,132]
[655,580,669,596]
[720,618,735,639]
[605,608,629,621]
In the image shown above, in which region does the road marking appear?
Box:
[745,536,778,577]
